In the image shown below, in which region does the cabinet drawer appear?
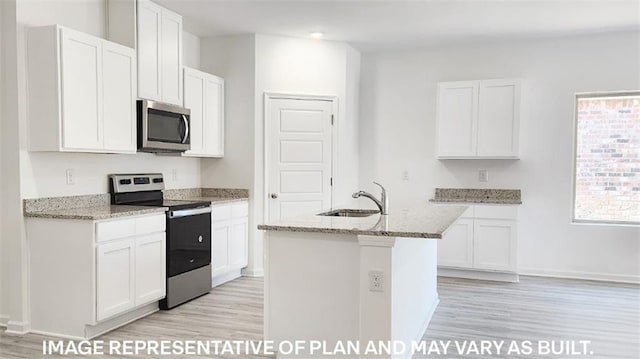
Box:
[96,218,136,242]
[96,214,166,242]
[135,214,166,235]
[212,204,232,222]
[231,202,248,218]
[474,205,518,220]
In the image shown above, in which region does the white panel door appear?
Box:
[211,220,230,277]
[96,238,135,321]
[134,233,166,306]
[477,79,520,157]
[204,75,224,156]
[438,218,474,268]
[268,98,333,221]
[229,216,248,269]
[60,28,103,150]
[436,81,478,157]
[160,7,183,105]
[183,68,205,154]
[473,219,517,272]
[102,41,136,152]
[136,0,161,101]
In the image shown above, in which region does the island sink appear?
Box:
[317,208,380,217]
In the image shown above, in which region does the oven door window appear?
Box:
[147,109,189,144]
[167,213,211,277]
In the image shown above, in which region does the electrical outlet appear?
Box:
[368,270,384,292]
[65,169,75,185]
[402,170,409,181]
[172,169,178,181]
[479,169,489,182]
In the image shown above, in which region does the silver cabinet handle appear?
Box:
[181,114,189,144]
[270,193,278,199]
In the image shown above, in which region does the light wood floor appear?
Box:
[0,276,638,358]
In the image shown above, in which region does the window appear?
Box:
[573,92,640,225]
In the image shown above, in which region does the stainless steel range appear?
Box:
[109,173,212,309]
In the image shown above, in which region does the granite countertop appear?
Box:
[429,188,522,205]
[24,205,168,220]
[163,188,249,205]
[258,203,467,239]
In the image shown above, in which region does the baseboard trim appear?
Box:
[519,267,640,284]
[241,267,264,277]
[5,320,30,335]
[0,315,9,328]
[438,267,519,283]
[405,297,440,359]
[212,269,242,287]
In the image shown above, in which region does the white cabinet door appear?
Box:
[160,7,182,105]
[183,68,205,155]
[229,216,248,269]
[102,42,136,152]
[134,233,166,306]
[137,0,162,101]
[211,220,230,277]
[96,238,135,321]
[473,219,517,272]
[477,79,520,157]
[438,218,474,268]
[204,75,224,156]
[436,81,478,158]
[60,28,103,150]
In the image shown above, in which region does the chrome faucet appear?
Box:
[352,182,389,215]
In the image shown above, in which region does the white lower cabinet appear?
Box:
[438,218,474,268]
[27,213,166,339]
[211,201,249,286]
[97,238,136,321]
[438,205,518,281]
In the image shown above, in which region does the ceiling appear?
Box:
[155,0,640,52]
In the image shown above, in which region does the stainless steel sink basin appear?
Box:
[317,209,380,217]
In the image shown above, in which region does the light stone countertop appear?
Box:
[24,205,168,220]
[258,203,467,239]
[429,188,522,205]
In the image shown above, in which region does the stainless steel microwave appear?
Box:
[137,100,191,153]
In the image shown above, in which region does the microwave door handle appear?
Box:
[181,115,189,144]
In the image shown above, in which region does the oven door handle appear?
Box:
[181,114,189,144]
[169,206,211,218]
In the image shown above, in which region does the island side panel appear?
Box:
[264,231,361,347]
[391,237,439,353]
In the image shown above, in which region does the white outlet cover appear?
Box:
[368,270,384,292]
[65,169,75,185]
[479,170,489,182]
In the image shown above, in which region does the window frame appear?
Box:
[571,90,640,226]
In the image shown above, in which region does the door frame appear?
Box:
[263,92,339,221]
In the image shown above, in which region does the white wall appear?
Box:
[200,34,257,273]
[360,31,640,282]
[0,0,6,325]
[2,0,28,332]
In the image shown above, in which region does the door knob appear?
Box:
[270,193,279,199]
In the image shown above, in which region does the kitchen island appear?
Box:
[258,203,466,358]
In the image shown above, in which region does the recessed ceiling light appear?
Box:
[310,32,324,39]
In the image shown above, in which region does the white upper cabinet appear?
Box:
[183,67,225,157]
[136,0,162,101]
[128,0,183,105]
[436,81,478,157]
[27,25,136,153]
[103,41,137,152]
[436,78,520,159]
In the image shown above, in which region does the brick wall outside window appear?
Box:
[574,94,640,223]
